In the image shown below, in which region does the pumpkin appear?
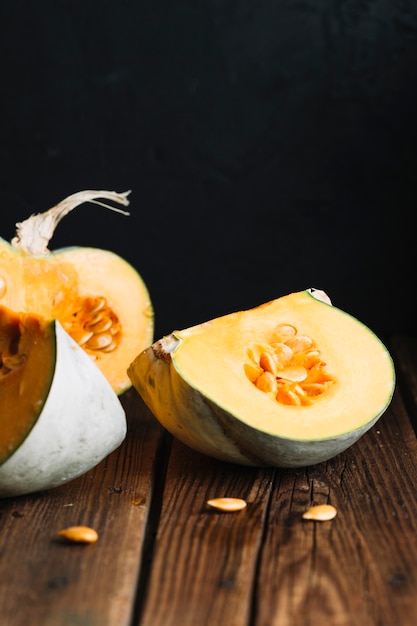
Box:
[0,190,153,395]
[0,304,126,497]
[128,289,395,467]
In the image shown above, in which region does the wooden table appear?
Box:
[1,334,417,626]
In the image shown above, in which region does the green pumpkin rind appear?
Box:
[128,289,395,468]
[0,319,126,497]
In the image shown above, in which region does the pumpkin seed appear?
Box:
[259,351,278,376]
[59,295,122,356]
[274,324,297,339]
[85,312,105,327]
[89,297,106,314]
[278,365,308,383]
[100,341,118,353]
[247,343,273,364]
[302,504,337,521]
[244,361,263,383]
[270,342,293,366]
[69,329,94,346]
[57,525,99,543]
[256,370,277,393]
[299,349,322,368]
[302,383,327,396]
[86,333,114,350]
[285,335,314,353]
[276,385,302,406]
[86,317,113,333]
[244,323,335,406]
[305,363,332,384]
[206,498,247,512]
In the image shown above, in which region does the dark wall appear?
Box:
[1,1,416,338]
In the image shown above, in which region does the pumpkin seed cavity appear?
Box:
[58,296,121,359]
[245,323,335,406]
[0,320,27,376]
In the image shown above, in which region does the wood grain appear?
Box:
[391,334,417,430]
[255,393,417,626]
[0,391,164,626]
[138,335,417,626]
[1,336,417,626]
[139,440,275,626]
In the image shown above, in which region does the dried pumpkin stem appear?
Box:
[11,190,131,256]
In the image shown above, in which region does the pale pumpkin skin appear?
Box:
[0,319,127,497]
[128,290,395,468]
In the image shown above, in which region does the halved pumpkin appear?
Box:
[128,289,395,467]
[0,190,153,395]
[0,304,126,497]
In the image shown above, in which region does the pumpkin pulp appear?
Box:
[244,322,336,406]
[0,190,154,395]
[129,290,395,453]
[168,291,394,439]
[0,243,153,395]
[0,305,55,465]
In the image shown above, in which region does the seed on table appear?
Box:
[206,497,247,512]
[57,525,99,543]
[302,504,337,521]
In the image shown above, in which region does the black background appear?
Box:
[0,1,416,339]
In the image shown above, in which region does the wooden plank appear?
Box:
[255,391,417,626]
[0,390,164,626]
[138,336,417,626]
[2,335,417,626]
[390,334,417,424]
[255,335,417,626]
[138,439,275,626]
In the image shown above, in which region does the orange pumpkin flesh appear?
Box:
[0,191,153,395]
[128,290,395,467]
[0,301,127,496]
[0,306,54,465]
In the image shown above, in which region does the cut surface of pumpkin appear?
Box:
[0,190,153,394]
[0,303,126,497]
[0,306,54,465]
[128,289,395,468]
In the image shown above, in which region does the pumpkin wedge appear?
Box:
[128,289,395,467]
[0,304,126,497]
[0,190,153,394]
